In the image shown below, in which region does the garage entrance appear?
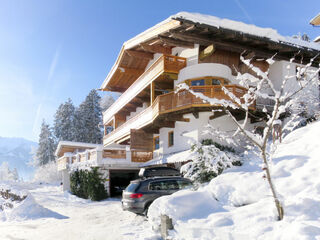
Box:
[109,169,139,197]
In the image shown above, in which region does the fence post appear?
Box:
[161,214,173,239]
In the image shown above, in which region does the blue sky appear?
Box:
[0,0,319,142]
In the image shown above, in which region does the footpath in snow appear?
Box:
[0,183,159,240]
[148,121,320,239]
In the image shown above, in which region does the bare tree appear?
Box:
[178,53,320,220]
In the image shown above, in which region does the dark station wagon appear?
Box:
[121,167,192,215]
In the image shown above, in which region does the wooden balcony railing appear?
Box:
[153,85,254,115]
[103,54,187,125]
[103,150,126,159]
[103,84,252,146]
[131,151,153,162]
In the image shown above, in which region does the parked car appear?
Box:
[121,167,192,215]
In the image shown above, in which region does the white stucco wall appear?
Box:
[269,60,299,93]
[172,44,199,66]
[175,63,234,87]
[153,111,264,157]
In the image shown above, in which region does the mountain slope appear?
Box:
[0,137,38,180]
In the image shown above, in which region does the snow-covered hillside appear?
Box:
[148,121,320,240]
[0,137,37,180]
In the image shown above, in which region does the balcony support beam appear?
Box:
[164,116,190,122]
[150,81,156,103]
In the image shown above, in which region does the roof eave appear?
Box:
[100,18,181,91]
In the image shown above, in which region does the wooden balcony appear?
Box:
[103,84,253,146]
[153,85,255,115]
[131,151,153,162]
[103,54,187,125]
[103,150,126,159]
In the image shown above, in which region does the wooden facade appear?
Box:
[130,129,153,151]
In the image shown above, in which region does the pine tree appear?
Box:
[36,120,56,166]
[74,89,103,144]
[73,108,86,143]
[53,98,76,141]
[100,94,115,112]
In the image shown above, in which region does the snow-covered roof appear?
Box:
[126,11,320,52]
[172,12,320,51]
[314,36,320,43]
[141,149,193,167]
[101,12,320,91]
[55,141,102,157]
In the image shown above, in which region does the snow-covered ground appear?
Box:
[0,183,159,240]
[2,121,320,239]
[148,121,320,240]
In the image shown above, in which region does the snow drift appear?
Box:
[148,121,320,239]
[0,183,67,221]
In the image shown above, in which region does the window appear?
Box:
[149,181,162,191]
[153,136,159,150]
[212,79,221,85]
[191,79,205,86]
[168,131,174,147]
[177,180,192,189]
[163,180,179,190]
[149,180,180,191]
[105,126,113,135]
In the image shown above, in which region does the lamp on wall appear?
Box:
[199,44,215,60]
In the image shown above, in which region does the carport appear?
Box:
[109,169,139,197]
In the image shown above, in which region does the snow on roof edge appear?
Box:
[172,12,320,52]
[55,141,102,156]
[101,12,320,92]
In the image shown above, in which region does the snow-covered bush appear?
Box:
[181,140,241,186]
[32,161,60,184]
[70,167,107,201]
[0,162,19,181]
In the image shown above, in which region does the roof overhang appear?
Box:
[55,141,101,158]
[100,12,320,92]
[310,13,320,26]
[100,19,181,91]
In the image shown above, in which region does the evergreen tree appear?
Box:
[53,98,76,141]
[36,120,56,166]
[73,108,86,143]
[100,94,115,112]
[74,89,103,143]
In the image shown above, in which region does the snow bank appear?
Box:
[8,194,67,221]
[0,183,67,221]
[148,189,224,231]
[148,121,320,239]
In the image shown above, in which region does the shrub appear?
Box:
[182,141,241,186]
[70,167,107,201]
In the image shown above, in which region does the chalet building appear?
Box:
[57,12,320,196]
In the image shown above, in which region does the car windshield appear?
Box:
[125,182,139,192]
